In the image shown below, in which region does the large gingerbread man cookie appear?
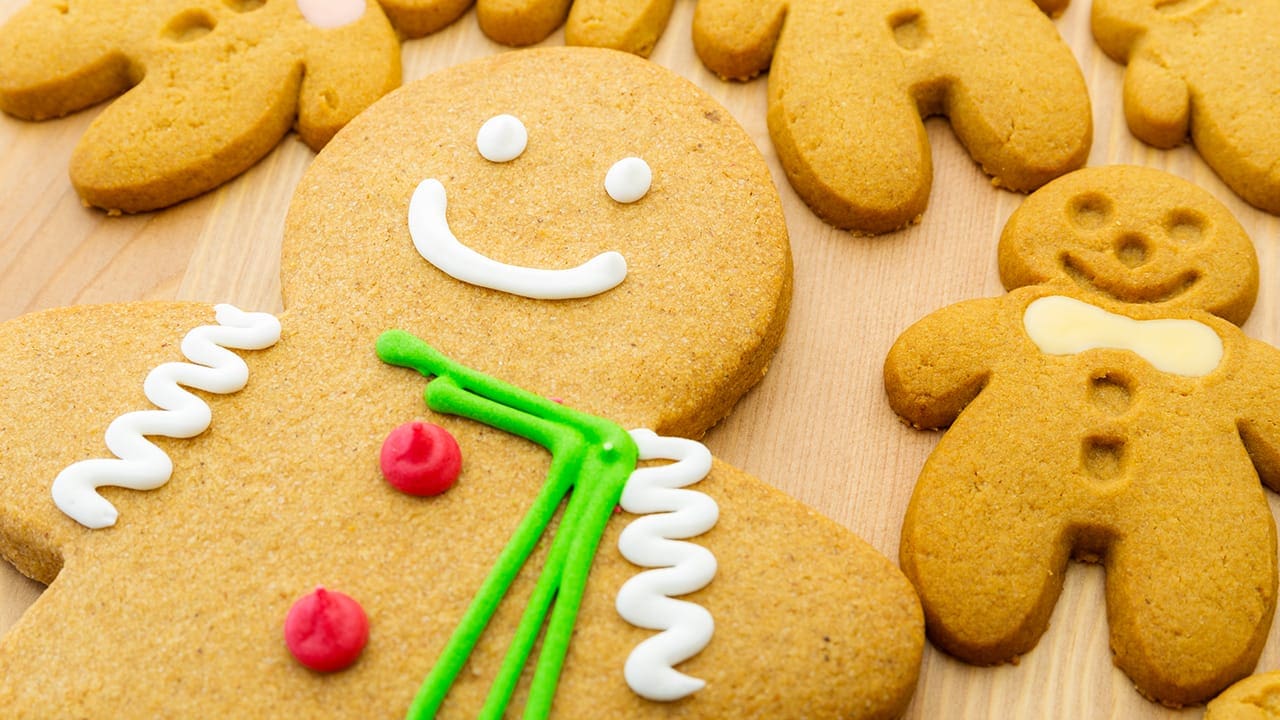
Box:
[0,48,923,717]
[692,0,1093,233]
[0,0,401,213]
[1092,0,1280,215]
[885,165,1278,705]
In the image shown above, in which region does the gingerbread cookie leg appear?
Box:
[691,0,786,81]
[1106,475,1276,706]
[946,44,1092,193]
[0,2,129,120]
[477,0,572,46]
[900,419,1074,664]
[564,0,674,56]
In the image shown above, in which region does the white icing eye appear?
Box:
[605,157,651,204]
[476,114,528,163]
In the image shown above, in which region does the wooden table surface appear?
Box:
[1,1,1277,717]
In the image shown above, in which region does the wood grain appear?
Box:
[0,1,1276,717]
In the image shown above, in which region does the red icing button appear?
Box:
[284,587,369,673]
[380,421,461,496]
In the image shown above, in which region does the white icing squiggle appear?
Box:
[407,178,627,300]
[51,305,282,529]
[616,429,718,702]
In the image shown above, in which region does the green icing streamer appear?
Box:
[376,330,638,720]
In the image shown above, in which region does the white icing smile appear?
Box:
[408,178,628,300]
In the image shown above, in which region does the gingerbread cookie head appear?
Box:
[692,0,1092,233]
[998,164,1259,325]
[282,47,795,439]
[0,0,401,212]
[886,166,1277,705]
[0,48,923,718]
[1091,0,1280,214]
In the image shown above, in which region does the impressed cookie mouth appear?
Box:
[408,178,628,300]
[1060,251,1200,304]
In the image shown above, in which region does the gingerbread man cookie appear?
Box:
[0,48,923,717]
[1092,0,1280,215]
[885,165,1277,706]
[692,0,1093,233]
[0,0,401,213]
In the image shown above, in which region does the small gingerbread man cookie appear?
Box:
[692,0,1093,233]
[0,0,401,212]
[885,165,1277,706]
[0,48,923,718]
[1092,0,1280,215]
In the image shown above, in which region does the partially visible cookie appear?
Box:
[379,0,474,37]
[1092,0,1280,215]
[1208,671,1280,720]
[473,0,675,55]
[693,0,1092,233]
[0,0,401,213]
[886,166,1276,706]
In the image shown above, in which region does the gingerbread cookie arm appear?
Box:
[0,302,242,584]
[884,296,1007,430]
[297,13,402,149]
[0,1,134,120]
[564,0,675,56]
[476,0,571,46]
[1120,53,1190,149]
[691,0,787,81]
[1090,0,1179,151]
[1232,339,1280,495]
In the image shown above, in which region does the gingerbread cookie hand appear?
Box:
[0,48,923,718]
[1092,0,1280,214]
[693,0,1092,234]
[888,165,1277,706]
[0,0,401,213]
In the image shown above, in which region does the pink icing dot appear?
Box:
[380,421,462,496]
[284,587,369,673]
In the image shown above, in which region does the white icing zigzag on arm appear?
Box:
[616,429,719,702]
[51,304,282,530]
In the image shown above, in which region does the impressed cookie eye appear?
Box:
[477,114,528,163]
[605,157,651,203]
